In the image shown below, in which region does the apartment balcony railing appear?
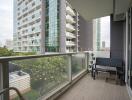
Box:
[28,43,40,47]
[0,52,89,100]
[66,41,76,46]
[66,24,75,32]
[66,32,76,39]
[66,15,76,24]
[66,49,74,53]
[66,6,76,16]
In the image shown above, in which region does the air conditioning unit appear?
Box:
[113,0,131,21]
[113,13,126,21]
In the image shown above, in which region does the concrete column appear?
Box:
[59,0,67,53]
[40,0,46,54]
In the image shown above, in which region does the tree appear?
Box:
[0,47,13,56]
[12,56,69,96]
[0,47,36,57]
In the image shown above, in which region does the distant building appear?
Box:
[9,71,31,99]
[93,19,101,51]
[100,41,110,51]
[5,39,13,50]
[102,41,106,48]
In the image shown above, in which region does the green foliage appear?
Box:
[14,89,39,100]
[12,56,68,96]
[0,47,36,57]
[12,52,36,56]
[71,54,85,76]
[0,47,13,56]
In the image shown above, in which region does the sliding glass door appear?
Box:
[127,8,132,89]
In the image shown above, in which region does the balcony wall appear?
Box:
[110,15,126,60]
[78,15,93,51]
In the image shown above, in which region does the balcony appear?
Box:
[66,41,76,46]
[57,75,129,100]
[66,49,74,53]
[66,6,76,16]
[66,32,76,39]
[66,24,75,32]
[66,15,76,24]
[0,52,87,100]
[0,52,130,100]
[2,0,131,100]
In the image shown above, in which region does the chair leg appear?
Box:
[115,71,118,84]
[93,69,96,80]
[91,67,93,77]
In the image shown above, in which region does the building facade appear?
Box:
[13,0,79,54]
[93,18,101,51]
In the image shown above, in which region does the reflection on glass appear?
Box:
[71,53,85,77]
[9,56,69,100]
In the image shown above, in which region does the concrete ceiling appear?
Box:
[114,0,131,14]
[67,0,132,21]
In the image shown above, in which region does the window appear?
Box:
[93,16,110,58]
[32,2,35,7]
[32,27,35,31]
[32,15,35,19]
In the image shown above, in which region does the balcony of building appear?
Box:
[66,23,75,32]
[66,6,76,16]
[66,41,76,46]
[1,0,132,100]
[66,15,76,24]
[57,75,129,100]
[66,32,76,39]
[0,52,131,100]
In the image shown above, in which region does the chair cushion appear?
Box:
[96,65,116,71]
[96,58,110,66]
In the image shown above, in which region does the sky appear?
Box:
[0,0,13,46]
[100,16,110,48]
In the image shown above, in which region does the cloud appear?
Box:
[100,16,110,47]
[0,0,13,45]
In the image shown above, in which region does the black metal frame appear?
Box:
[0,87,25,100]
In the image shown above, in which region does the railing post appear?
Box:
[1,62,9,100]
[68,55,72,82]
[85,53,87,70]
[0,64,3,100]
[85,52,89,71]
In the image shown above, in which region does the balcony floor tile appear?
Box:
[57,74,130,100]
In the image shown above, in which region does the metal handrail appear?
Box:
[0,87,25,100]
[0,52,89,62]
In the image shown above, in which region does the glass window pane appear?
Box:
[71,53,86,78]
[9,55,69,100]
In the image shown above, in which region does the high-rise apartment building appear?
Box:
[102,41,106,48]
[13,0,79,54]
[93,18,101,51]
